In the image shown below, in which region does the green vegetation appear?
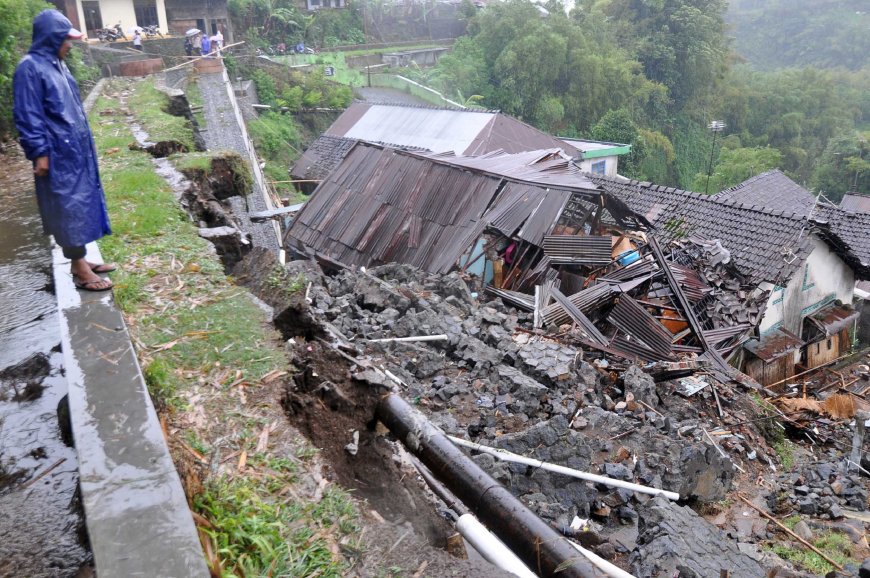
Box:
[773,439,795,470]
[126,80,197,152]
[266,266,307,298]
[228,0,364,49]
[89,77,363,576]
[727,0,870,71]
[197,476,359,577]
[766,530,853,574]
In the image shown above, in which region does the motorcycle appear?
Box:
[143,24,162,38]
[97,22,126,42]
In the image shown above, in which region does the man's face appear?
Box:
[58,38,73,60]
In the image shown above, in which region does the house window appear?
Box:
[801,265,815,291]
[772,285,785,304]
[827,338,833,350]
[815,343,821,354]
[591,160,606,175]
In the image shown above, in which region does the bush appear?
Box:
[0,0,53,140]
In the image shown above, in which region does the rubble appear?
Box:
[630,496,766,578]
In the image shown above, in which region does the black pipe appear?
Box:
[376,393,601,578]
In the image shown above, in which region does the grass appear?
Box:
[766,529,853,574]
[89,77,362,576]
[773,439,796,470]
[197,475,359,578]
[266,266,307,298]
[125,80,197,151]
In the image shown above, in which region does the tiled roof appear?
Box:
[712,169,816,215]
[591,175,815,285]
[812,203,870,277]
[290,135,358,181]
[839,193,870,214]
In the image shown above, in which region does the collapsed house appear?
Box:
[593,171,870,386]
[286,142,773,400]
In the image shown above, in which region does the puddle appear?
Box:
[0,154,92,576]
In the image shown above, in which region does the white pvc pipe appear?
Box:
[448,436,681,501]
[568,540,636,578]
[456,514,538,578]
[368,334,449,343]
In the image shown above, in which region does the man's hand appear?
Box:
[34,156,48,177]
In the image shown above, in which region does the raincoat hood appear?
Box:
[29,9,74,59]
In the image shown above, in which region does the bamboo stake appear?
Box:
[737,493,843,571]
[162,41,246,73]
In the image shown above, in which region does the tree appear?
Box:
[589,109,643,177]
[691,146,783,193]
[0,0,51,139]
[811,133,870,201]
[605,0,730,111]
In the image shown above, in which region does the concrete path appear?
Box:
[55,243,209,578]
[197,70,280,253]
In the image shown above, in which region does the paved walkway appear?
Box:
[197,71,280,253]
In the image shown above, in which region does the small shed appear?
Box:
[802,303,859,368]
[743,328,804,386]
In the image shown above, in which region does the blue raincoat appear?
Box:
[13,9,111,249]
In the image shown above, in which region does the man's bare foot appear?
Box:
[86,261,117,273]
[71,259,113,291]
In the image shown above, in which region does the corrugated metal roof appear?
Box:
[744,328,803,362]
[324,102,580,157]
[607,295,675,357]
[285,143,616,275]
[807,303,860,337]
[543,235,612,265]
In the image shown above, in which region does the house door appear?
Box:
[82,1,102,35]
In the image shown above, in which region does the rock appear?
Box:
[794,485,810,495]
[594,542,616,561]
[793,520,814,541]
[603,463,633,481]
[629,496,766,578]
[622,365,658,407]
[798,499,816,515]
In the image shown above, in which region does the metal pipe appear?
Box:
[448,436,680,501]
[376,393,599,577]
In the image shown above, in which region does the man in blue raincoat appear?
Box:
[13,9,114,291]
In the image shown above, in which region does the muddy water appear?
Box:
[0,153,92,577]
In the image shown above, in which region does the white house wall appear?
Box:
[576,155,619,177]
[98,1,137,33]
[75,0,168,34]
[758,235,855,337]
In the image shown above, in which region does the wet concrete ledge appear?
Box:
[54,243,210,577]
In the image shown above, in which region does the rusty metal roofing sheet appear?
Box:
[808,304,860,337]
[543,235,612,265]
[702,324,753,347]
[608,295,674,357]
[744,328,803,362]
[550,286,609,345]
[541,283,614,326]
[609,335,674,363]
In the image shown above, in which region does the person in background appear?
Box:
[184,34,193,56]
[214,28,223,51]
[132,28,142,51]
[13,10,114,291]
[200,33,211,57]
[210,33,220,57]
